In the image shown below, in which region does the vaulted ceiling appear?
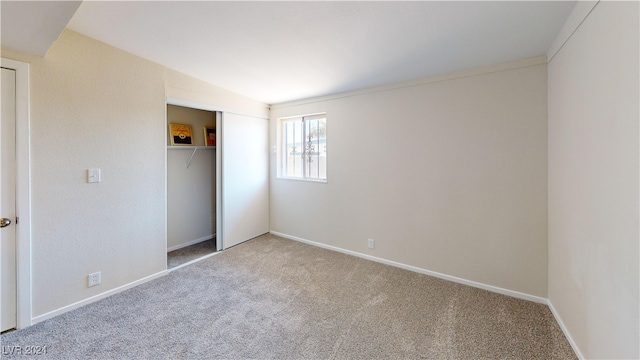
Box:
[2,1,576,104]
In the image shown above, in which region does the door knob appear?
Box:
[0,218,11,228]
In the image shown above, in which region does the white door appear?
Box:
[1,67,17,332]
[220,113,269,249]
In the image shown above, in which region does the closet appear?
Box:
[166,101,269,268]
[167,105,217,265]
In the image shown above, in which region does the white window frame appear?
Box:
[278,113,327,183]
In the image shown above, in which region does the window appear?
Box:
[281,114,326,181]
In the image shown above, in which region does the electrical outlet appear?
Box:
[368,239,375,249]
[88,272,101,287]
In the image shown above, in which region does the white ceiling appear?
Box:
[1,1,81,56]
[4,1,576,105]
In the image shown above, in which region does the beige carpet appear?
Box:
[1,234,576,359]
[167,238,216,269]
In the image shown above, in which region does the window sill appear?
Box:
[276,176,327,184]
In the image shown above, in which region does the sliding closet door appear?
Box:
[220,112,269,249]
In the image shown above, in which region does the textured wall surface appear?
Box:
[4,30,167,316]
[548,2,639,358]
[164,68,268,119]
[270,59,549,298]
[1,29,268,319]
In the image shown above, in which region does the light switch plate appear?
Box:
[87,168,101,183]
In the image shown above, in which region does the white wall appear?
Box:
[167,105,216,251]
[2,30,167,317]
[164,68,269,119]
[547,2,639,359]
[1,29,268,320]
[270,58,549,298]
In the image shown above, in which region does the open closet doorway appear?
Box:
[166,104,218,269]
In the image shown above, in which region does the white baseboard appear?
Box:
[31,270,167,325]
[270,231,548,304]
[167,234,215,252]
[548,300,585,359]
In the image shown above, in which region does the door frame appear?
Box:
[165,97,224,253]
[1,58,31,329]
